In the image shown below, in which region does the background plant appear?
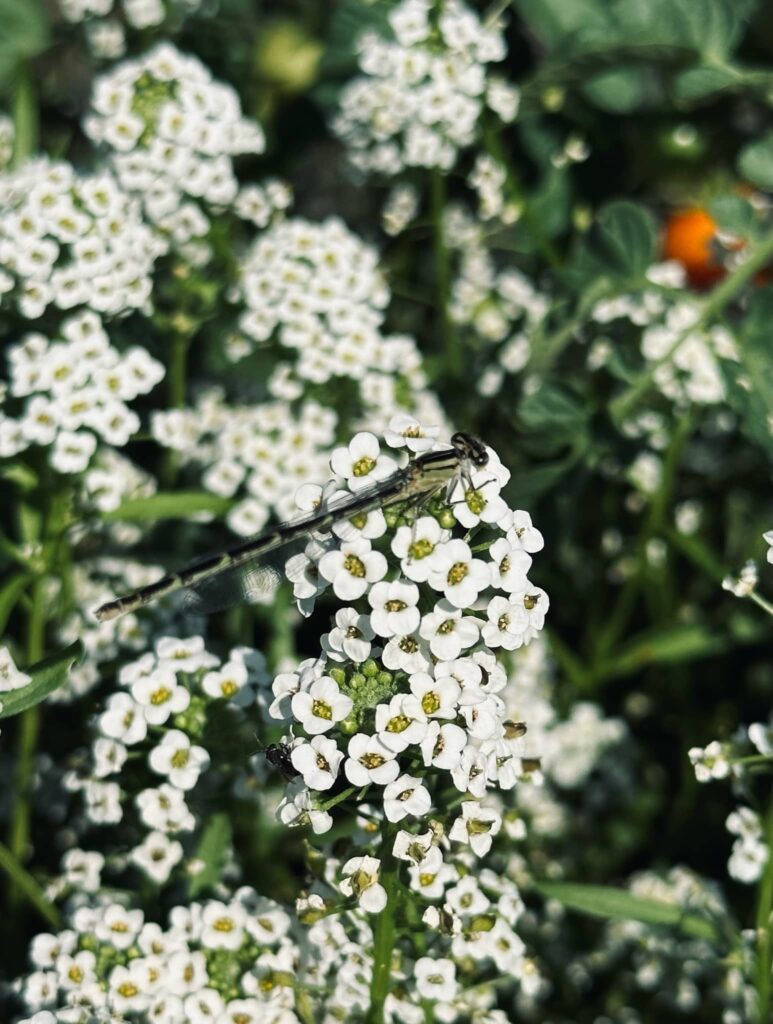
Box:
[3,0,773,1022]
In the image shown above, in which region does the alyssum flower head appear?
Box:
[268,423,549,839]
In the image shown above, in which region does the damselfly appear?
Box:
[93,432,489,623]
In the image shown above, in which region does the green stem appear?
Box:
[750,591,773,618]
[0,840,61,929]
[593,411,692,663]
[429,170,459,378]
[160,328,192,486]
[529,277,615,373]
[366,822,399,1024]
[7,575,45,912]
[611,231,773,423]
[755,791,773,1021]
[11,63,38,167]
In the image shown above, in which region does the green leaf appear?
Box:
[721,287,773,455]
[596,200,658,279]
[0,573,32,636]
[101,492,231,522]
[670,0,748,59]
[708,193,756,237]
[0,463,38,491]
[518,383,588,439]
[188,813,232,898]
[604,623,726,678]
[738,133,773,191]
[535,881,720,941]
[0,641,83,719]
[582,66,656,112]
[0,0,49,93]
[672,64,744,103]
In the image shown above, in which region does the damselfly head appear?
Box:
[451,431,489,468]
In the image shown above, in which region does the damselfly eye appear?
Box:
[451,432,489,467]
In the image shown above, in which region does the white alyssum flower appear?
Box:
[391,516,451,582]
[419,600,480,660]
[449,801,502,856]
[344,733,400,786]
[148,730,210,790]
[200,900,246,950]
[688,740,731,782]
[130,670,191,725]
[384,412,440,452]
[330,432,397,492]
[291,676,353,735]
[368,579,421,637]
[321,608,375,663]
[383,774,432,823]
[340,855,388,912]
[130,830,183,884]
[427,538,491,608]
[291,735,344,791]
[318,539,388,601]
[414,957,457,1002]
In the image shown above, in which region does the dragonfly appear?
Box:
[93,432,489,623]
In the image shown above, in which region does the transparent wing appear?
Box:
[174,469,413,616]
[181,536,309,616]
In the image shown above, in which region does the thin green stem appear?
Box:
[7,575,45,913]
[0,840,61,929]
[750,591,773,618]
[11,64,38,167]
[611,231,773,423]
[593,411,692,663]
[160,327,192,486]
[529,277,615,373]
[429,170,459,378]
[755,791,773,1021]
[366,821,399,1024]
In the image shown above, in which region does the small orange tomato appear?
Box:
[662,208,725,288]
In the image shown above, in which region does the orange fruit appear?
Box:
[662,208,725,288]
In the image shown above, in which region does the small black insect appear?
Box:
[265,742,300,781]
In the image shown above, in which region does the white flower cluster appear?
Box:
[152,393,337,537]
[333,0,519,173]
[59,0,205,54]
[589,867,754,1020]
[266,427,549,840]
[0,311,164,474]
[298,846,540,1016]
[726,806,768,884]
[239,216,442,425]
[84,44,265,249]
[592,262,739,405]
[502,636,627,792]
[444,206,548,396]
[66,635,267,873]
[0,159,165,319]
[15,887,303,1024]
[690,716,773,885]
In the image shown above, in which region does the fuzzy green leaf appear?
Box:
[188,813,232,898]
[535,881,720,941]
[0,641,83,719]
[101,492,231,522]
[738,133,773,191]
